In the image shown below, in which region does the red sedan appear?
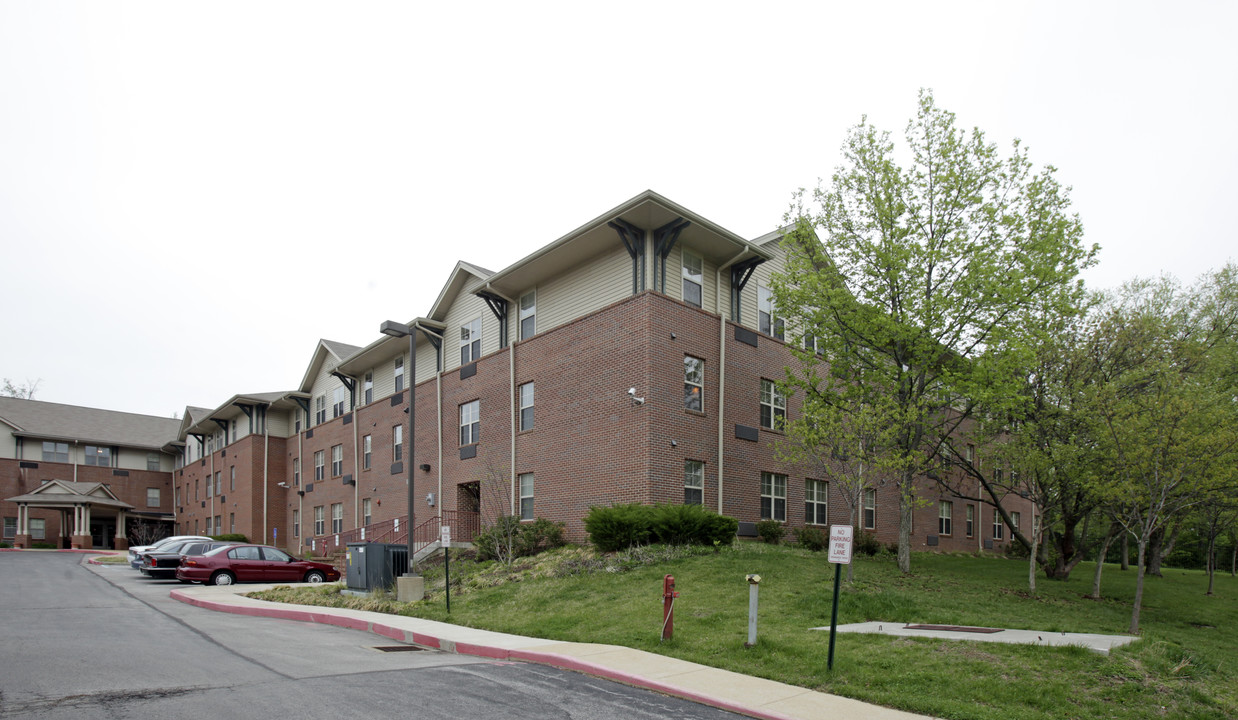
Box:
[176,544,340,586]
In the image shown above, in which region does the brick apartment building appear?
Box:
[3,191,1032,554]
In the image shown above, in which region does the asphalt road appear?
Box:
[0,552,742,720]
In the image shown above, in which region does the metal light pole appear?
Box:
[379,320,418,579]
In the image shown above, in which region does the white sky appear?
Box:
[2,1,1234,418]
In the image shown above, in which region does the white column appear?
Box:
[115,511,125,540]
[18,504,26,535]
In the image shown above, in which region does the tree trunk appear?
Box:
[1231,542,1236,577]
[1146,527,1164,577]
[897,487,912,574]
[1028,519,1038,593]
[1089,524,1118,599]
[846,507,856,583]
[1206,535,1216,596]
[1120,534,1130,570]
[1129,537,1148,635]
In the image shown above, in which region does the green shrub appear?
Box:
[0,541,10,548]
[854,529,881,556]
[32,542,57,549]
[585,504,654,552]
[756,519,785,544]
[586,503,738,551]
[474,516,566,562]
[517,517,566,556]
[703,513,739,547]
[211,534,249,543]
[794,526,828,551]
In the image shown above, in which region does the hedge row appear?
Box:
[584,503,738,552]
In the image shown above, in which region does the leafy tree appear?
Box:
[777,90,1096,573]
[1086,267,1238,633]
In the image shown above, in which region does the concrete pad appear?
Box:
[819,621,1139,655]
[766,690,940,720]
[534,643,708,680]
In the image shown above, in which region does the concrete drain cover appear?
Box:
[903,624,1003,634]
[372,645,426,652]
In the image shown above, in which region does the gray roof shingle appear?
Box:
[0,397,181,450]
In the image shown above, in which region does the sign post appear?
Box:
[827,525,853,670]
[441,526,452,613]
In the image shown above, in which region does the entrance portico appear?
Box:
[6,480,136,550]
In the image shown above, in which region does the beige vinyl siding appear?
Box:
[267,410,292,438]
[308,363,348,424]
[0,431,16,459]
[414,338,439,384]
[739,238,789,331]
[442,278,495,371]
[531,243,633,337]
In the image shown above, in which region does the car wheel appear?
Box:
[210,571,236,586]
[304,570,326,584]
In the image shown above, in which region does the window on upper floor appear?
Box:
[293,457,300,486]
[84,445,113,467]
[758,285,784,340]
[393,425,403,463]
[315,395,327,425]
[806,479,829,525]
[42,441,68,463]
[394,356,405,393]
[682,250,703,308]
[314,450,325,481]
[364,371,373,404]
[214,471,221,496]
[518,382,534,432]
[684,461,704,505]
[863,488,877,529]
[147,453,161,471]
[684,357,704,412]
[331,444,343,477]
[331,503,343,533]
[460,400,480,446]
[761,472,786,522]
[332,386,347,418]
[230,466,235,491]
[147,488,160,508]
[760,379,786,430]
[362,434,372,470]
[461,318,481,365]
[519,290,536,340]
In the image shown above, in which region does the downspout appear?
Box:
[483,281,520,517]
[716,249,752,515]
[263,408,270,544]
[298,417,304,552]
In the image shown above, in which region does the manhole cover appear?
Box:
[903,624,1003,634]
[372,645,426,652]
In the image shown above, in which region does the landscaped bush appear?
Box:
[474,516,566,562]
[585,503,738,552]
[32,542,56,549]
[211,534,249,543]
[755,519,785,544]
[854,529,881,556]
[794,526,828,551]
[0,541,10,548]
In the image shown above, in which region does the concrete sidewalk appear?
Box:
[170,583,935,720]
[822,622,1139,655]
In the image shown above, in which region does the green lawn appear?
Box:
[254,543,1238,720]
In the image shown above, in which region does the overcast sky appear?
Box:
[2,1,1234,419]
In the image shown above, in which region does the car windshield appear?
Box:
[155,541,191,554]
[150,538,187,551]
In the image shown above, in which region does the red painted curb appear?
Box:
[169,590,793,720]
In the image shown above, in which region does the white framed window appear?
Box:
[206,516,213,536]
[760,379,786,430]
[863,488,877,529]
[29,518,45,540]
[461,318,481,364]
[363,434,372,470]
[3,517,15,538]
[214,472,221,495]
[364,371,373,404]
[315,395,327,425]
[519,290,536,340]
[806,479,828,525]
[230,466,235,491]
[42,441,68,463]
[519,382,534,431]
[966,504,975,537]
[314,450,325,481]
[519,472,534,520]
[684,460,704,505]
[331,503,343,534]
[1010,511,1021,534]
[293,457,300,486]
[332,386,347,418]
[761,472,786,521]
[965,444,975,464]
[331,444,343,477]
[758,285,784,340]
[85,445,113,467]
[682,250,703,308]
[993,509,1004,540]
[939,501,953,535]
[460,400,480,446]
[229,513,235,534]
[363,498,372,527]
[147,488,160,508]
[393,425,403,462]
[394,356,405,393]
[293,509,300,538]
[684,357,704,412]
[313,506,325,535]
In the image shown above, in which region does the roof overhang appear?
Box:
[337,318,448,376]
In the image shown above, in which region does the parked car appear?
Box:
[177,544,340,586]
[129,535,213,569]
[140,540,239,579]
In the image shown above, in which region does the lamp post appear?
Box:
[379,320,418,582]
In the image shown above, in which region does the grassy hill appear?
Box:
[255,543,1237,719]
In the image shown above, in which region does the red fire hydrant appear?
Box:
[662,574,679,641]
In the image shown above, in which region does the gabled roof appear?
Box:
[297,338,363,393]
[5,479,135,510]
[0,397,180,451]
[335,317,448,377]
[427,261,495,323]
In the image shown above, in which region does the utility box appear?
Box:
[346,543,410,592]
